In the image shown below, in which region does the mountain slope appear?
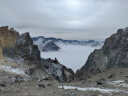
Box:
[75,27,128,80]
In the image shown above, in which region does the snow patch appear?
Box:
[33,38,44,45]
[58,86,124,93]
[111,80,124,83]
[105,57,108,63]
[0,65,27,76]
[108,80,128,87]
[30,46,32,54]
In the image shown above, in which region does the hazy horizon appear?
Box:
[31,34,105,41]
[0,0,128,40]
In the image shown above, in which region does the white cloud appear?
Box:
[0,0,128,40]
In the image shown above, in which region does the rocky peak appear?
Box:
[16,32,33,47]
[39,40,60,52]
[75,28,128,80]
[0,26,74,82]
[14,32,41,65]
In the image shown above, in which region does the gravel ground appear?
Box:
[0,58,128,96]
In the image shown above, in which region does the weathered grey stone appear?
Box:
[96,78,106,85]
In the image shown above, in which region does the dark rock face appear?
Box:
[40,41,60,52]
[2,46,15,58]
[14,32,41,65]
[13,32,73,82]
[75,28,128,79]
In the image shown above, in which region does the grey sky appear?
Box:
[0,0,128,40]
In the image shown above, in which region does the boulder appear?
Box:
[38,84,45,88]
[0,83,6,87]
[96,78,106,85]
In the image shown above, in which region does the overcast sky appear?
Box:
[0,0,128,40]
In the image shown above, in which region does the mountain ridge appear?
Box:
[32,36,104,47]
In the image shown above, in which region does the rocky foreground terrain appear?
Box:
[0,57,128,96]
[0,26,128,96]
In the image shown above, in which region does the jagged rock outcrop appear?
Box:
[14,32,41,65]
[41,58,74,82]
[0,26,74,82]
[75,27,128,80]
[0,26,41,64]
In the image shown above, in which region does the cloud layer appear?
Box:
[0,0,128,40]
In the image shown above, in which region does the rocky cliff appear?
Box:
[14,32,41,65]
[0,26,74,82]
[0,26,40,65]
[75,27,128,80]
[0,26,18,58]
